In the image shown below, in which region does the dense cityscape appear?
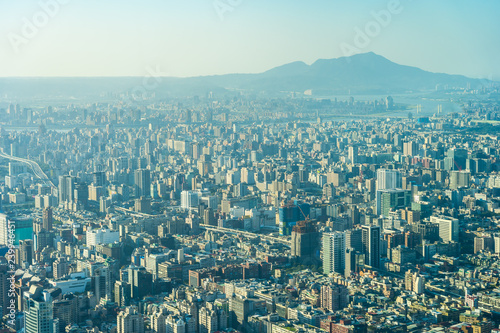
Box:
[2,1,500,332]
[0,80,498,333]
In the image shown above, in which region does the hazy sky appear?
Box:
[1,0,499,79]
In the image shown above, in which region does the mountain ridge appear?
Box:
[0,52,491,99]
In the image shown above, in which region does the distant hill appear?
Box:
[205,52,486,94]
[0,52,490,101]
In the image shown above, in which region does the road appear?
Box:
[113,206,291,246]
[0,151,56,189]
[200,224,291,246]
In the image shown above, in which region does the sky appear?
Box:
[0,0,499,79]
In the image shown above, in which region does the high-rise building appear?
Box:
[53,257,69,280]
[42,207,53,231]
[90,263,113,302]
[348,146,358,164]
[0,213,10,246]
[58,175,76,204]
[376,169,402,191]
[345,248,365,277]
[117,306,144,333]
[199,305,228,333]
[53,294,79,331]
[376,169,403,215]
[322,232,346,275]
[449,170,471,190]
[24,286,54,333]
[431,215,459,242]
[134,196,151,214]
[291,220,319,265]
[320,284,349,311]
[151,308,168,333]
[114,281,131,307]
[181,190,199,210]
[405,270,425,294]
[73,182,89,209]
[345,229,363,253]
[128,266,152,300]
[92,171,106,187]
[278,202,310,236]
[19,240,33,267]
[0,262,10,316]
[362,225,381,268]
[378,189,412,216]
[134,169,151,198]
[403,141,418,156]
[444,148,468,171]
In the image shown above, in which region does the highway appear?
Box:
[113,206,291,246]
[0,151,56,189]
[200,224,291,246]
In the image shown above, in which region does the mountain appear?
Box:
[0,53,489,100]
[206,52,485,94]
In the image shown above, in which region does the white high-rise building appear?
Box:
[431,215,459,242]
[181,190,199,210]
[322,232,346,275]
[495,235,500,254]
[376,169,402,191]
[0,213,9,246]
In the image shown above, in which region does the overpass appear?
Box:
[0,151,56,189]
[200,224,291,246]
[113,206,291,246]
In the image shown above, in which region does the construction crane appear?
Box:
[296,202,310,222]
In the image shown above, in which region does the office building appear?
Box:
[42,207,53,231]
[345,228,363,253]
[181,190,199,210]
[378,189,412,216]
[431,215,459,242]
[24,286,54,333]
[376,169,402,191]
[362,225,380,268]
[134,169,151,198]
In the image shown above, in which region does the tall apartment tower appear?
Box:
[348,146,358,164]
[322,232,346,275]
[117,306,144,333]
[134,169,151,198]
